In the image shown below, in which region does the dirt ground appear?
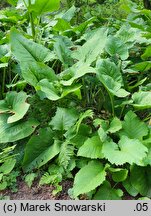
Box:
[0,180,73,200]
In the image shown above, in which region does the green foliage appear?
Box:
[0,91,30,123]
[22,128,60,172]
[0,114,39,143]
[25,173,38,188]
[73,161,107,197]
[50,107,78,131]
[93,181,123,200]
[0,0,150,200]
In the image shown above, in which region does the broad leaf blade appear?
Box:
[96,59,129,97]
[77,136,104,159]
[0,114,39,143]
[132,91,151,109]
[30,0,60,15]
[21,62,57,87]
[23,128,60,171]
[130,165,151,197]
[120,111,148,139]
[0,91,30,123]
[72,28,108,64]
[105,36,129,60]
[49,107,78,131]
[10,28,51,63]
[102,136,148,165]
[73,161,106,197]
[93,181,123,200]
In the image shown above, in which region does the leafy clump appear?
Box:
[0,0,150,200]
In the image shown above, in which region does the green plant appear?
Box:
[0,0,150,200]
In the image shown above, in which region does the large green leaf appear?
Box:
[141,46,151,60]
[108,167,128,182]
[130,61,151,72]
[10,28,51,63]
[36,79,81,101]
[105,36,129,60]
[0,114,39,143]
[36,79,61,101]
[21,62,57,87]
[62,5,76,22]
[132,91,151,109]
[96,59,129,97]
[77,135,104,159]
[30,0,60,15]
[130,165,151,198]
[120,111,148,139]
[102,136,148,165]
[53,18,71,32]
[107,117,122,133]
[60,63,96,86]
[54,36,73,67]
[72,28,108,64]
[93,181,123,200]
[142,133,151,166]
[49,107,78,131]
[23,128,60,171]
[123,177,139,197]
[0,91,30,123]
[0,159,16,174]
[73,161,106,197]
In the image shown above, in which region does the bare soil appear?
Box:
[0,180,73,200]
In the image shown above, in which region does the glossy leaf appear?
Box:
[108,117,122,133]
[54,36,73,66]
[0,159,16,174]
[109,167,128,182]
[60,63,96,86]
[21,62,57,87]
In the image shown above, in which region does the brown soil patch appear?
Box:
[0,180,73,200]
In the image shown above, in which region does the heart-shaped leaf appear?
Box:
[96,59,129,97]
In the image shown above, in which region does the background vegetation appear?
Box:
[0,0,151,200]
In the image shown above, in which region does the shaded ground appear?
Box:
[0,179,135,200]
[0,180,73,200]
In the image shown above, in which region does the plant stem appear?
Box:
[2,67,6,98]
[119,105,125,119]
[107,90,115,117]
[28,0,35,39]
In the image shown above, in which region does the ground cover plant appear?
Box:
[0,0,151,200]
